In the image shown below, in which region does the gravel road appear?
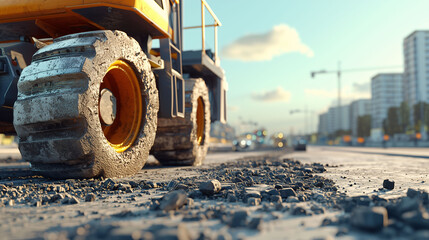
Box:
[0,146,428,239]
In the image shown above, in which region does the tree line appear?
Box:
[381,101,429,136]
[357,101,427,138]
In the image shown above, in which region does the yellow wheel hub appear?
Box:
[196,97,205,145]
[99,60,143,153]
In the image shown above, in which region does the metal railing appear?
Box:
[184,0,222,65]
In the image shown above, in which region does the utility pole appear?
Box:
[305,105,309,134]
[311,62,342,132]
[337,62,341,130]
[290,108,315,135]
[290,109,307,134]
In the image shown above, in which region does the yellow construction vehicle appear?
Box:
[0,0,227,178]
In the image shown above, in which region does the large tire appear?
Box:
[152,79,210,166]
[13,30,159,179]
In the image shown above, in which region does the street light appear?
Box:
[290,109,304,134]
[311,62,342,131]
[311,70,326,78]
[290,107,316,135]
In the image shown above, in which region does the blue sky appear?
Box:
[182,0,429,135]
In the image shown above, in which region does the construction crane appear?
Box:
[311,63,402,131]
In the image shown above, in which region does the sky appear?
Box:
[181,0,429,136]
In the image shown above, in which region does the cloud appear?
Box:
[222,24,314,61]
[352,82,370,93]
[251,87,291,102]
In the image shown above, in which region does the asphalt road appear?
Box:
[289,146,429,198]
[0,145,428,239]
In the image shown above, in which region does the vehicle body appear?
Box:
[0,0,227,178]
[293,138,307,151]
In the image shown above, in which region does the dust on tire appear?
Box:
[152,78,210,166]
[14,30,159,179]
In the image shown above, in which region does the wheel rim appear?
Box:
[196,97,205,145]
[99,60,143,153]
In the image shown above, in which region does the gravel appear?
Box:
[324,186,429,238]
[0,153,428,239]
[150,224,192,240]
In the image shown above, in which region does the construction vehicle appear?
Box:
[0,0,227,178]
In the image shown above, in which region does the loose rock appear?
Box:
[159,190,187,211]
[383,179,395,190]
[286,196,300,203]
[279,188,297,199]
[407,188,421,199]
[227,193,237,202]
[229,210,248,228]
[350,206,388,231]
[85,193,96,202]
[401,209,429,230]
[247,197,260,206]
[199,180,222,195]
[244,191,261,200]
[270,195,282,203]
[248,217,263,231]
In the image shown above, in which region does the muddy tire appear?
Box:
[152,79,210,166]
[13,30,159,179]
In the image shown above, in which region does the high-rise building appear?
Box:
[403,31,429,106]
[403,31,429,126]
[349,99,371,137]
[330,105,350,133]
[371,73,403,132]
[318,105,350,135]
[318,112,329,136]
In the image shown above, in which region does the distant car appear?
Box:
[271,132,287,148]
[232,138,253,151]
[293,139,307,151]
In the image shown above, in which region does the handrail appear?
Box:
[184,0,222,65]
[202,0,222,28]
[184,24,218,30]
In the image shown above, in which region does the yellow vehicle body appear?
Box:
[0,0,171,42]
